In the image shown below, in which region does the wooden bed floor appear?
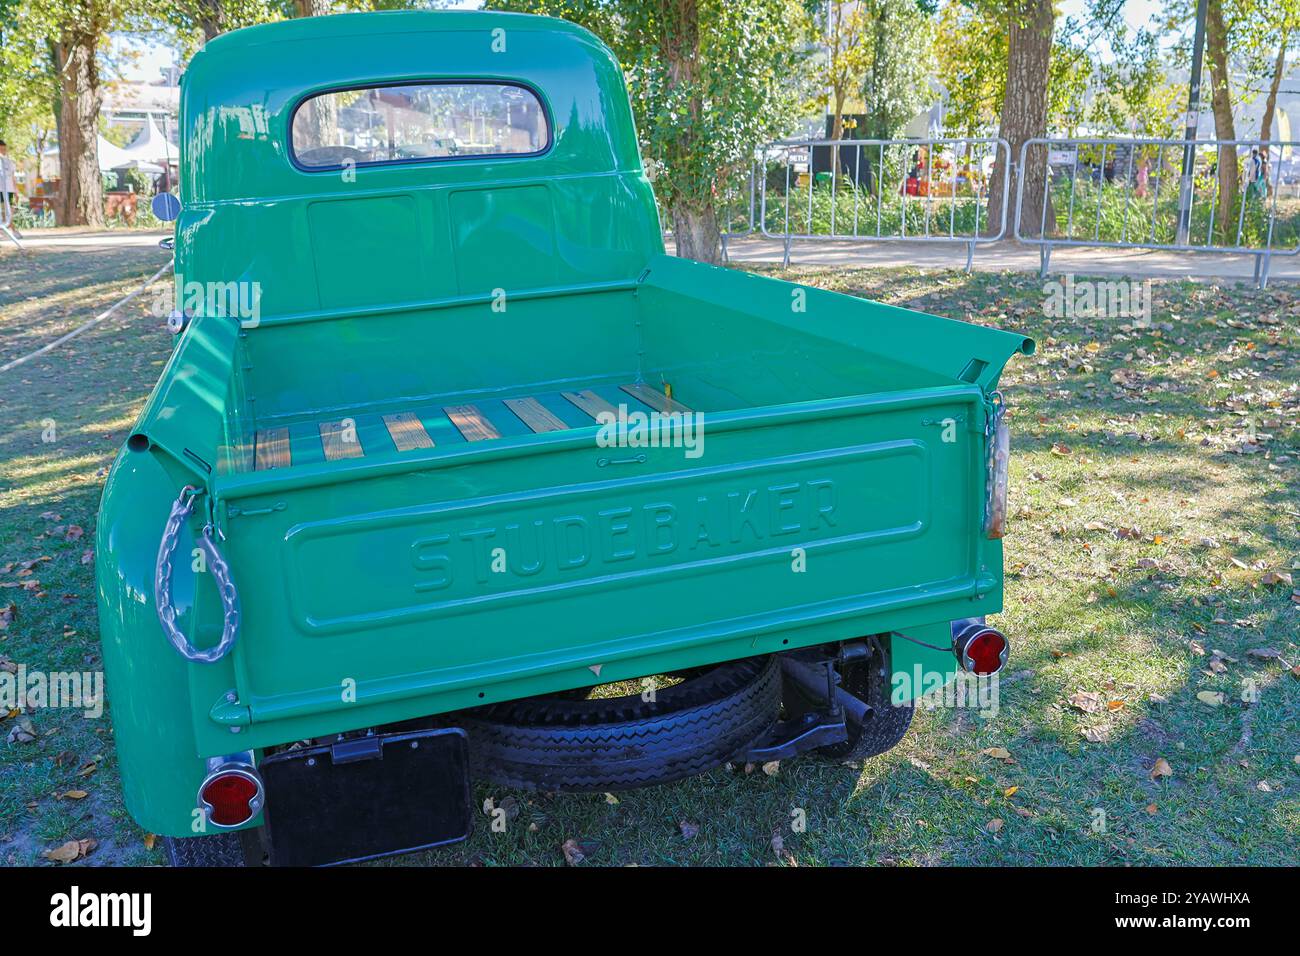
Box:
[250,381,692,471]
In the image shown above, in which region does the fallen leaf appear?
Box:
[41,838,96,863]
[604,792,620,805]
[1245,647,1282,660]
[1003,786,1019,798]
[560,838,586,865]
[143,833,156,851]
[679,820,699,840]
[1068,691,1103,713]
[1145,803,1158,815]
[986,818,1004,833]
[770,830,795,864]
[761,761,780,777]
[1260,571,1292,587]
[980,746,1013,761]
[60,790,89,801]
[6,719,36,744]
[1150,758,1174,780]
[1196,691,1225,707]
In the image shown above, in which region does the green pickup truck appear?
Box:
[97,10,1032,866]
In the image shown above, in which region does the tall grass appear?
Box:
[1038,175,1300,250]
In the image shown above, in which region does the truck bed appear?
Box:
[247,380,693,472]
[140,255,1031,752]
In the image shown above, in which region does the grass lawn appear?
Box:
[0,245,1296,867]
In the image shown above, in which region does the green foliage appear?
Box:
[1042,173,1299,249]
[932,1,1005,136]
[857,0,937,140]
[487,0,814,219]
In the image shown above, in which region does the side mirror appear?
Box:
[152,192,181,222]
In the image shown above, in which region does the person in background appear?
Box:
[0,140,18,214]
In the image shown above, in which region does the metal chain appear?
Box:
[154,485,240,663]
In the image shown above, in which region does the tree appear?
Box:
[1079,29,1182,138]
[813,0,933,185]
[2,1,162,226]
[1254,0,1298,144]
[162,0,282,53]
[859,0,935,141]
[0,1,61,188]
[984,0,1055,238]
[932,1,1005,137]
[488,0,813,264]
[818,1,873,146]
[1204,0,1238,233]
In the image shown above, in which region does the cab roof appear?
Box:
[200,9,602,56]
[179,10,639,203]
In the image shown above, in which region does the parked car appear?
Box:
[97,10,1033,866]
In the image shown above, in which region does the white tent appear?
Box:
[120,117,177,167]
[39,134,168,175]
[96,136,134,172]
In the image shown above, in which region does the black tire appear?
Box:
[162,832,249,867]
[459,655,781,792]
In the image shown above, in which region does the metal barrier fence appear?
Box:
[0,191,22,250]
[757,137,1010,270]
[1015,137,1300,288]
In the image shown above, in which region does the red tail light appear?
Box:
[952,620,1009,676]
[199,763,264,828]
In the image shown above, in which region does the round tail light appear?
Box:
[952,621,1010,676]
[199,763,264,829]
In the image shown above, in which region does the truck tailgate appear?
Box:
[207,385,994,738]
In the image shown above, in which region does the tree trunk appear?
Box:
[659,0,721,263]
[1259,31,1288,143]
[294,0,331,17]
[52,29,104,228]
[988,0,1055,239]
[1205,0,1238,236]
[1258,26,1289,199]
[197,0,223,40]
[864,7,891,140]
[672,205,722,263]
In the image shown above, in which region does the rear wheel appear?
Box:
[458,655,781,792]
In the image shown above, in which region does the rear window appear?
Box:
[290,82,549,170]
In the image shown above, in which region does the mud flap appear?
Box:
[260,727,472,866]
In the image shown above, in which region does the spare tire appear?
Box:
[458,655,780,792]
